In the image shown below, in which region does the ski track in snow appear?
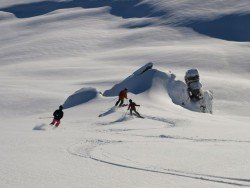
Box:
[111,132,250,144]
[144,115,176,127]
[67,114,250,187]
[98,106,117,117]
[97,115,133,125]
[96,114,250,144]
[68,138,250,187]
[97,111,176,127]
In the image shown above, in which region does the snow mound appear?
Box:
[103,63,166,96]
[33,123,47,131]
[0,11,15,20]
[63,87,98,109]
[104,63,213,113]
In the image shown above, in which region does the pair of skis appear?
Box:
[118,105,144,119]
[121,105,144,119]
[132,113,144,119]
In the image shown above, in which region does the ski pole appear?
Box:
[126,109,129,116]
[123,109,129,117]
[109,97,117,103]
[125,98,128,105]
[38,116,53,119]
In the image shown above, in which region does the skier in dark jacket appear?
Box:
[50,105,64,127]
[115,88,128,107]
[128,99,142,117]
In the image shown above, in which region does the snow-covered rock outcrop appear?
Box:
[104,63,213,113]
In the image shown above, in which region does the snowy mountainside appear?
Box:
[0,0,250,188]
[1,0,250,41]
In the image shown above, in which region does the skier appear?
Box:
[128,99,142,118]
[50,105,64,127]
[115,88,128,107]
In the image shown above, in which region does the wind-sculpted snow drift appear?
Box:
[0,0,165,19]
[63,87,98,109]
[104,63,213,113]
[1,0,249,41]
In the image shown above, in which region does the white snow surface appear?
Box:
[0,1,250,188]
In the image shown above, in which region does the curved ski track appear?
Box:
[67,115,250,187]
[68,138,250,187]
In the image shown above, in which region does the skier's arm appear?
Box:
[127,104,131,110]
[61,111,64,119]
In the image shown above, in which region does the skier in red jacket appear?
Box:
[128,99,142,117]
[115,88,128,107]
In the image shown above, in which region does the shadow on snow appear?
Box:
[0,0,165,19]
[183,14,250,42]
[1,1,249,41]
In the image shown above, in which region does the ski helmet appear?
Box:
[129,99,132,103]
[59,105,63,110]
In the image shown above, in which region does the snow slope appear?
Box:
[0,0,250,188]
